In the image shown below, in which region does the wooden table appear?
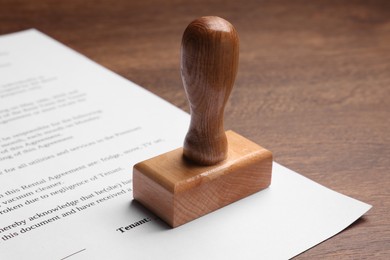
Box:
[1,0,389,258]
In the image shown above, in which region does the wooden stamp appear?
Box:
[133,16,272,228]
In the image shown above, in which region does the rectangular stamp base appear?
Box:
[133,130,273,228]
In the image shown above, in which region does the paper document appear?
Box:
[0,30,371,259]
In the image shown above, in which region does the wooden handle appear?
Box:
[181,16,239,165]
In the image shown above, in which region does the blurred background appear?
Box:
[1,0,389,258]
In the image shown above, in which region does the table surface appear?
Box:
[1,0,389,258]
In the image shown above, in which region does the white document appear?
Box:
[0,30,371,260]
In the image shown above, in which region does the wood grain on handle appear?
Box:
[181,16,239,165]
